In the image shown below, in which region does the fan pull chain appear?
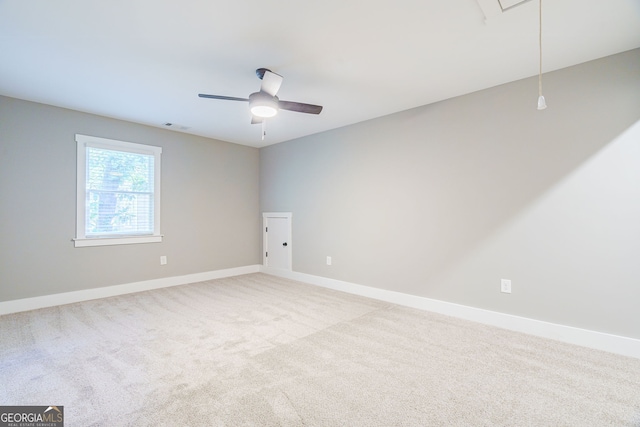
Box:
[262,119,266,140]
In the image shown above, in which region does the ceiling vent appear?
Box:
[476,0,533,21]
[163,123,191,131]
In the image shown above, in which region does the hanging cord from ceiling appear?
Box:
[537,0,547,110]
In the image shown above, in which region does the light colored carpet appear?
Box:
[1,273,639,426]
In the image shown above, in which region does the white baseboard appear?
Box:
[261,266,640,360]
[4,265,638,359]
[0,265,261,316]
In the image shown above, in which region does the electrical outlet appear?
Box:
[160,256,167,265]
[326,256,332,266]
[501,279,511,294]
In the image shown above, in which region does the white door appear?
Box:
[263,212,292,270]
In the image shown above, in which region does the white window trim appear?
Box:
[74,134,163,248]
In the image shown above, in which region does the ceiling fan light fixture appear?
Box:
[251,104,278,118]
[249,93,278,118]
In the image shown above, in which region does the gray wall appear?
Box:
[260,49,640,339]
[0,96,260,301]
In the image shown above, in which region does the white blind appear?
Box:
[85,146,155,236]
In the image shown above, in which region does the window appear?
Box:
[75,134,162,247]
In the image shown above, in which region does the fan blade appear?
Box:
[251,116,263,125]
[260,70,283,97]
[198,94,249,102]
[278,100,323,115]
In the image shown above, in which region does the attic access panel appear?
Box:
[498,0,533,12]
[475,0,533,21]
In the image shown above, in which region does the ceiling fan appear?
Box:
[198,68,323,139]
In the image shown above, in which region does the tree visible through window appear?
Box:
[86,147,154,235]
[75,134,162,247]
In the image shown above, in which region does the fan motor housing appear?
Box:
[256,68,271,80]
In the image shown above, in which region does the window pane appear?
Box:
[86,147,155,236]
[87,147,153,192]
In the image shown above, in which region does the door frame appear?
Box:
[262,212,293,270]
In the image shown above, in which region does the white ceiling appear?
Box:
[1,0,639,148]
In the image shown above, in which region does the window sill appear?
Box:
[73,235,163,248]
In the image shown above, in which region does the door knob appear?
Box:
[282,242,288,246]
